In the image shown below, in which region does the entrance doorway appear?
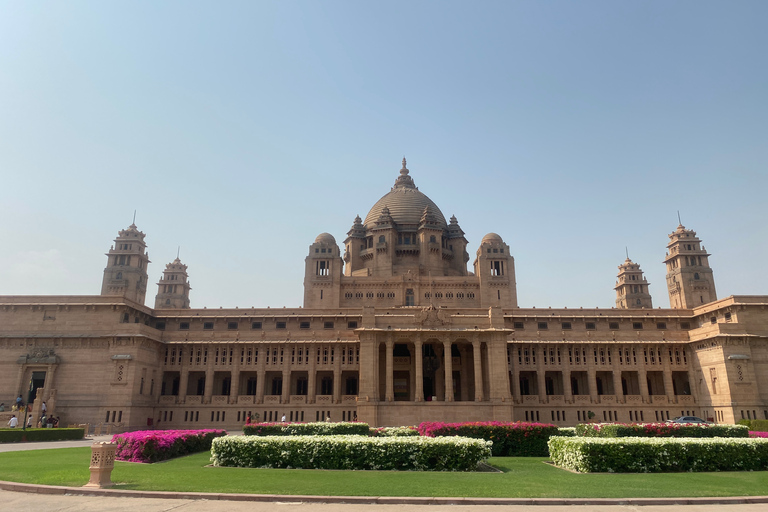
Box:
[28,371,46,404]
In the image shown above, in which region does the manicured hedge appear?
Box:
[738,419,768,432]
[418,421,558,456]
[548,436,768,473]
[574,423,748,438]
[112,429,226,463]
[243,421,370,436]
[370,426,420,437]
[557,427,577,437]
[0,428,84,443]
[211,434,491,471]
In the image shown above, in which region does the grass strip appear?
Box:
[0,447,767,498]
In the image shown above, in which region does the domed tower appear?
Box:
[473,233,518,307]
[101,223,151,305]
[664,224,717,308]
[355,158,464,278]
[154,257,191,309]
[614,257,652,309]
[303,233,343,308]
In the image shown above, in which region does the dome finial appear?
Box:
[400,156,409,176]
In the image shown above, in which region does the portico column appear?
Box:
[256,344,266,404]
[586,344,598,404]
[414,338,423,402]
[333,346,342,404]
[179,368,189,400]
[45,364,57,402]
[204,345,215,403]
[510,344,521,403]
[385,338,394,402]
[307,343,316,404]
[638,364,649,403]
[231,345,241,404]
[662,351,676,403]
[563,369,573,403]
[537,344,547,402]
[613,364,624,404]
[443,340,453,402]
[472,339,483,401]
[281,361,291,405]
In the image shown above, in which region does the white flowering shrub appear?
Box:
[371,426,420,437]
[548,436,768,473]
[557,427,577,437]
[211,434,491,471]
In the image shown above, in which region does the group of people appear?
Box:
[4,399,59,428]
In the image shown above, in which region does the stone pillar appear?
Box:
[586,345,598,404]
[204,345,215,403]
[15,366,24,399]
[662,350,676,402]
[443,340,453,402]
[84,442,116,488]
[282,366,291,404]
[473,339,484,401]
[256,344,266,404]
[179,368,189,400]
[333,346,342,404]
[414,338,423,402]
[231,345,241,402]
[537,344,547,402]
[385,338,394,402]
[45,364,57,402]
[307,343,316,404]
[613,367,624,403]
[510,345,521,404]
[638,366,649,401]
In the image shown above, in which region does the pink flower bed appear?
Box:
[418,421,558,456]
[750,431,768,438]
[111,429,226,463]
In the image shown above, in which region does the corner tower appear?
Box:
[154,257,191,309]
[473,233,518,307]
[101,223,150,305]
[304,233,343,308]
[615,258,652,308]
[664,224,717,308]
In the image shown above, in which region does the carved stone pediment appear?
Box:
[17,347,59,365]
[416,305,448,327]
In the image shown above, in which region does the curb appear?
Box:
[2,480,768,506]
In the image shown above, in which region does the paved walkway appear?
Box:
[1,436,767,510]
[2,488,768,512]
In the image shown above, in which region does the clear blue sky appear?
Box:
[1,1,766,309]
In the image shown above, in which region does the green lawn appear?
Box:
[1,447,767,498]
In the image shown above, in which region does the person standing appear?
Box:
[7,415,18,428]
[26,415,32,428]
[41,401,47,414]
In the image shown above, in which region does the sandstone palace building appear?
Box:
[1,159,767,430]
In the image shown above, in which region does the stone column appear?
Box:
[537,344,548,402]
[586,345,598,404]
[443,340,453,402]
[563,369,573,403]
[414,338,423,402]
[333,346,342,404]
[638,364,649,402]
[45,364,57,402]
[282,365,291,404]
[179,368,189,400]
[256,344,266,404]
[308,343,316,404]
[510,344,521,404]
[662,348,676,402]
[385,337,394,402]
[231,346,241,404]
[613,369,623,401]
[473,339,484,401]
[204,345,215,403]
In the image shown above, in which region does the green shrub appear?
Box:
[243,421,370,436]
[0,428,84,443]
[574,423,748,438]
[549,436,768,473]
[370,426,420,437]
[211,435,491,471]
[749,420,768,432]
[557,427,576,437]
[419,421,558,456]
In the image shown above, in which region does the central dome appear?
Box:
[363,159,447,229]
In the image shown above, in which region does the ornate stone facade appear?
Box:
[1,160,767,430]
